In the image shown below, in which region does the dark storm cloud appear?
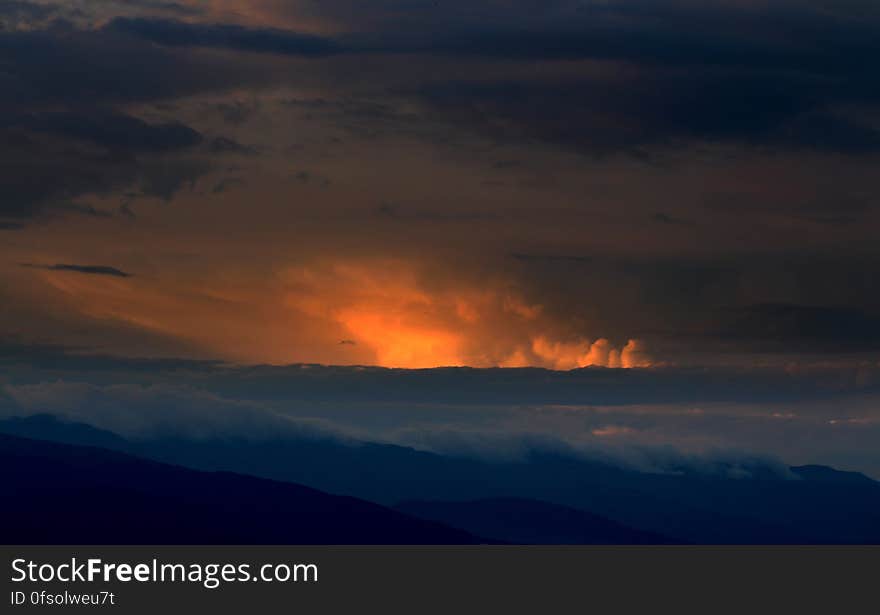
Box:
[719,304,880,352]
[325,1,880,154]
[399,1,880,155]
[9,3,880,155]
[20,263,133,278]
[0,6,284,213]
[85,1,880,76]
[97,3,880,75]
[0,140,209,221]
[413,72,880,155]
[15,112,203,152]
[0,17,291,226]
[6,4,879,157]
[0,112,209,221]
[0,136,126,219]
[104,17,343,56]
[0,25,269,108]
[387,4,880,73]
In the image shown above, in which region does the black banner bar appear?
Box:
[2,546,878,613]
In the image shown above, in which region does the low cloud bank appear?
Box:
[2,381,343,442]
[6,377,875,479]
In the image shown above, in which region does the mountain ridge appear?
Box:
[0,431,487,545]
[2,414,879,544]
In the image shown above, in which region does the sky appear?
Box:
[1,1,880,473]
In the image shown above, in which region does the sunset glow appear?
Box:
[4,0,880,551]
[26,261,651,369]
[3,0,876,377]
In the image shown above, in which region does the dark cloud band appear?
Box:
[20,263,132,278]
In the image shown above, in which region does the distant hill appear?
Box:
[396,498,678,544]
[0,413,129,449]
[0,433,485,545]
[2,414,879,544]
[791,465,879,486]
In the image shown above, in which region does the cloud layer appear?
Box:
[2,1,880,372]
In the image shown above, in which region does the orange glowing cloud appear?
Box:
[532,337,651,370]
[336,311,465,368]
[25,258,652,369]
[280,260,652,369]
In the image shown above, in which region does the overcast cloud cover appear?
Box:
[2,0,880,474]
[2,348,879,477]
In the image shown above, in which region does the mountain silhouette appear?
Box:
[396,498,678,544]
[2,414,879,544]
[0,432,485,544]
